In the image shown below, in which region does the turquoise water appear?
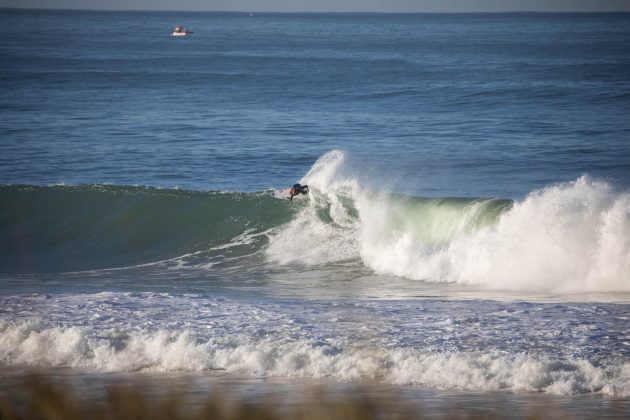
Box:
[0,10,629,413]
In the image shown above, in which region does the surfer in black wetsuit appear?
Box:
[289,183,309,203]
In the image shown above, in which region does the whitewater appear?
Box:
[268,150,630,293]
[1,10,630,416]
[1,151,629,400]
[1,293,629,397]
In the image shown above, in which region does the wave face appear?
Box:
[1,151,629,293]
[0,185,291,273]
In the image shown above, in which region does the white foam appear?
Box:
[268,151,630,293]
[0,320,210,372]
[1,320,627,396]
[420,176,630,292]
[266,150,361,265]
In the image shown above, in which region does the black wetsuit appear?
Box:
[289,183,309,202]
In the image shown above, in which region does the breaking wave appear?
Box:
[1,320,628,397]
[1,150,628,293]
[266,150,630,293]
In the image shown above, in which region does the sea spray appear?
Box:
[445,177,630,291]
[359,175,630,292]
[268,151,630,293]
[267,150,361,265]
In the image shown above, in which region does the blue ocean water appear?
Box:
[1,10,629,196]
[1,9,630,415]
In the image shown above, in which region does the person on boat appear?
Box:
[289,183,309,203]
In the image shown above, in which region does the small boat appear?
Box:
[171,25,192,37]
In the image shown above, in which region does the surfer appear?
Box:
[289,183,309,203]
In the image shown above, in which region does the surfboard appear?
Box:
[271,188,307,201]
[272,188,291,200]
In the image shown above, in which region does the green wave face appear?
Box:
[4,178,627,294]
[0,185,293,273]
[371,194,512,246]
[0,184,509,275]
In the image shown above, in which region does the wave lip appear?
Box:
[1,320,628,397]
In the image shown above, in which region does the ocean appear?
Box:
[1,9,629,417]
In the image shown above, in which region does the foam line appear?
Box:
[1,321,627,396]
